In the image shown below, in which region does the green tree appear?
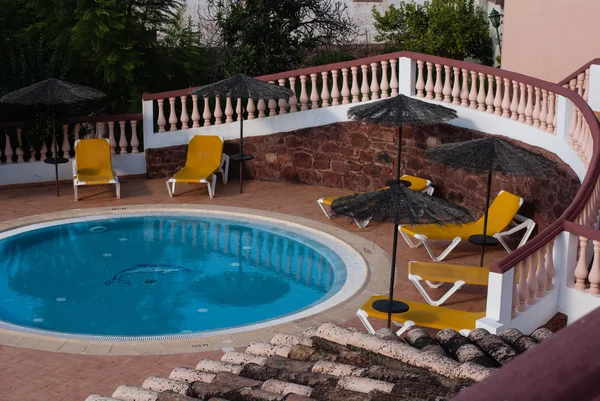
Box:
[208,0,358,76]
[373,0,493,65]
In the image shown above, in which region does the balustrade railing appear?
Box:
[0,113,142,164]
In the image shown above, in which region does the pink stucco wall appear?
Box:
[502,0,600,82]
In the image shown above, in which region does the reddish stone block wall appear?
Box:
[146,122,580,231]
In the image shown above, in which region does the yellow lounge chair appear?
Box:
[400,191,535,262]
[166,135,230,199]
[408,261,489,306]
[73,138,120,201]
[317,175,434,228]
[357,296,486,335]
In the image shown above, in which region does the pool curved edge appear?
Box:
[0,205,390,355]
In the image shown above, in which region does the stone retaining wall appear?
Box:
[146,122,580,231]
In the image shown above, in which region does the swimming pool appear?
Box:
[0,212,365,340]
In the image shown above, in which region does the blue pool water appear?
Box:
[0,215,346,337]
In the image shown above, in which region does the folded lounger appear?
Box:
[400,190,535,262]
[317,175,434,228]
[357,295,486,336]
[408,261,489,306]
[73,138,120,201]
[166,135,230,199]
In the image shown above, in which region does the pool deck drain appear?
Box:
[0,204,389,355]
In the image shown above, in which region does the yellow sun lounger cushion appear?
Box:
[358,296,485,333]
[73,138,120,201]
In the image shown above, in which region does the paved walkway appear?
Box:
[0,178,503,400]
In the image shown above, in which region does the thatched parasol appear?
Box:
[0,79,106,196]
[348,94,457,185]
[191,75,294,193]
[331,181,473,327]
[426,136,554,266]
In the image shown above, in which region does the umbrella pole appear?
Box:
[480,169,493,267]
[53,106,59,197]
[396,124,402,180]
[239,113,244,194]
[387,221,400,328]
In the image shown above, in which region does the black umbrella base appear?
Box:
[372,299,410,314]
[469,235,500,246]
[230,154,254,162]
[44,157,69,165]
[385,179,412,188]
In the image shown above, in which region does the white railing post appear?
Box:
[142,99,155,150]
[556,95,574,145]
[397,57,416,96]
[558,231,580,292]
[477,269,515,334]
[587,64,600,111]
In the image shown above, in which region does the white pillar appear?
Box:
[555,95,574,145]
[587,64,600,111]
[397,57,416,96]
[142,99,155,149]
[476,269,515,334]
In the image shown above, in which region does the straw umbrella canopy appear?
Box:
[331,181,473,327]
[426,136,554,266]
[0,78,106,196]
[191,74,294,193]
[348,95,458,185]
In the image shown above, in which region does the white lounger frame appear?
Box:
[399,213,536,262]
[356,308,415,336]
[166,153,230,199]
[72,139,120,201]
[317,180,434,228]
[408,274,467,307]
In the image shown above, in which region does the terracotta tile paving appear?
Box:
[0,178,508,401]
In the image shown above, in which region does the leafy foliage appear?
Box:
[311,50,356,66]
[207,0,358,76]
[373,0,493,65]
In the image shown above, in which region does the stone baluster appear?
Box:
[288,77,298,112]
[370,63,380,100]
[553,94,558,134]
[460,69,469,107]
[434,64,443,101]
[524,85,534,125]
[516,261,529,312]
[390,59,399,97]
[477,73,486,111]
[380,61,389,98]
[41,140,48,161]
[16,128,24,162]
[214,96,223,124]
[247,98,256,119]
[351,67,360,103]
[225,96,234,122]
[493,76,503,115]
[267,81,278,115]
[157,99,166,132]
[535,248,547,298]
[545,241,555,290]
[468,71,478,109]
[517,83,527,123]
[108,121,116,154]
[130,120,139,153]
[203,97,212,126]
[416,60,425,98]
[425,62,434,99]
[321,71,330,107]
[95,122,103,138]
[485,74,495,113]
[451,67,461,105]
[310,74,320,109]
[573,107,583,156]
[588,241,600,295]
[510,81,519,120]
[235,98,242,123]
[539,90,548,130]
[502,78,511,118]
[299,75,309,110]
[191,95,200,128]
[168,97,177,131]
[3,134,13,163]
[278,78,288,114]
[180,96,189,129]
[341,68,351,104]
[568,79,578,145]
[360,64,370,101]
[330,70,340,106]
[526,254,538,305]
[532,87,541,128]
[512,268,520,318]
[118,121,127,154]
[74,124,81,142]
[574,236,589,290]
[257,98,267,118]
[442,65,452,103]
[62,124,70,159]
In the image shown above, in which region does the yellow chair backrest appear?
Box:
[75,139,112,174]
[186,135,223,171]
[483,191,522,233]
